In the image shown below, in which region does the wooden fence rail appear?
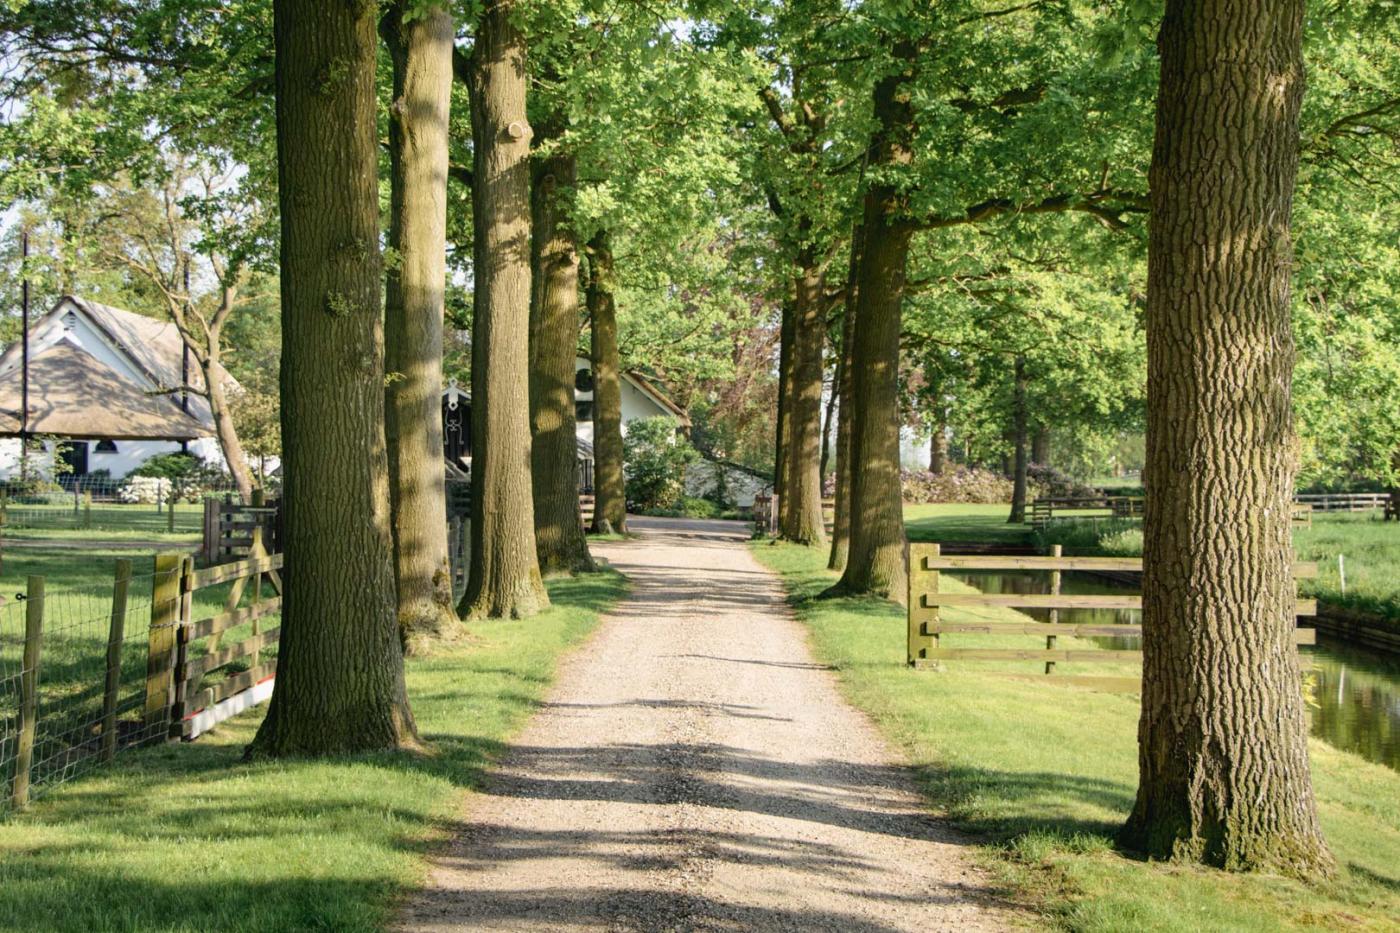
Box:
[908,543,1317,690]
[1030,496,1317,530]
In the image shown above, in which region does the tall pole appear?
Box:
[180,260,191,453]
[19,230,30,478]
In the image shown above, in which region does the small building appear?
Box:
[0,296,236,480]
[441,357,690,488]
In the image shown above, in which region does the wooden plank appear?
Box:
[11,575,45,809]
[907,543,939,664]
[926,648,1144,662]
[913,552,1319,578]
[190,661,277,712]
[930,622,1316,644]
[923,593,1143,610]
[191,553,284,589]
[921,592,1316,616]
[185,627,280,682]
[187,597,283,640]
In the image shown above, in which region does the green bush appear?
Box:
[130,452,201,481]
[623,416,699,511]
[641,495,722,519]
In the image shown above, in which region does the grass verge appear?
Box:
[0,568,628,932]
[753,540,1400,932]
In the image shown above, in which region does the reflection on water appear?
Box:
[952,570,1400,771]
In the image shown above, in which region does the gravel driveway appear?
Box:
[397,516,1015,932]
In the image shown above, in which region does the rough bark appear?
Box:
[1121,0,1332,877]
[1031,423,1050,467]
[586,231,626,535]
[530,150,594,573]
[381,1,458,646]
[773,300,795,531]
[1007,356,1029,524]
[832,45,916,602]
[819,363,836,484]
[249,0,416,756]
[827,223,862,572]
[780,255,827,546]
[459,0,549,619]
[928,413,947,474]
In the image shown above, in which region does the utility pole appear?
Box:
[19,229,30,479]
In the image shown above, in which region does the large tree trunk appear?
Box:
[780,255,827,545]
[381,1,457,646]
[928,409,947,475]
[459,0,549,619]
[832,46,916,601]
[828,223,862,572]
[1121,0,1331,877]
[819,361,836,483]
[1031,423,1050,466]
[773,300,795,531]
[530,151,594,573]
[249,0,415,756]
[1007,356,1029,524]
[586,231,626,535]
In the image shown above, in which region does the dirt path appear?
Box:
[398,517,1014,932]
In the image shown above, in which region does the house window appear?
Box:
[575,401,594,423]
[95,440,118,453]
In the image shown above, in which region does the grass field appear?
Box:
[904,502,1032,545]
[1,500,207,536]
[753,541,1400,931]
[0,567,627,932]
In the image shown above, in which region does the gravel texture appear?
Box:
[397,517,1016,932]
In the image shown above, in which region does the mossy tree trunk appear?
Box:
[827,223,862,572]
[530,149,594,573]
[459,0,549,619]
[250,0,416,756]
[780,253,827,546]
[1121,0,1332,878]
[586,231,626,535]
[832,45,916,602]
[1031,423,1050,466]
[381,1,458,646]
[1007,356,1029,524]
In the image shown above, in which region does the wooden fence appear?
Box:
[907,543,1317,691]
[201,493,281,564]
[1031,495,1316,530]
[5,533,283,813]
[1294,492,1391,513]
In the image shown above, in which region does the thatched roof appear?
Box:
[0,341,208,440]
[0,296,236,433]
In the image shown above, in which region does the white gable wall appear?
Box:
[573,357,675,447]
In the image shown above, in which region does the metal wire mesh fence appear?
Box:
[1,476,242,536]
[0,561,176,814]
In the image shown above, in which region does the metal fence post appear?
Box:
[11,575,45,809]
[102,559,132,761]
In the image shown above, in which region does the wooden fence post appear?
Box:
[144,553,183,736]
[101,558,132,762]
[1046,544,1062,675]
[11,575,45,809]
[83,492,92,530]
[169,556,195,740]
[166,489,176,534]
[907,543,940,667]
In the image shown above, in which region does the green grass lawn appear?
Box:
[0,567,627,932]
[2,500,207,536]
[903,502,1033,545]
[753,541,1400,932]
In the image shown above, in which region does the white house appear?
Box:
[0,296,236,480]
